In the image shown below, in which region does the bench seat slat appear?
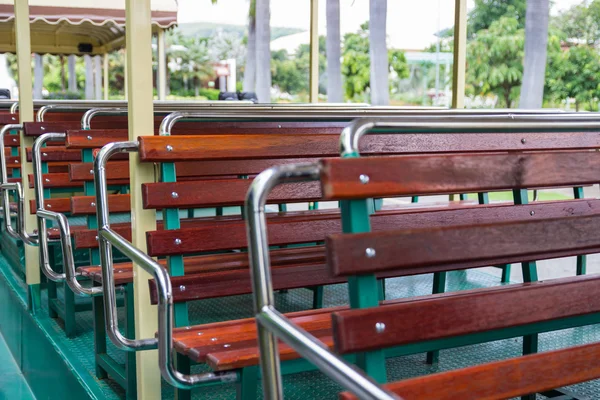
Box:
[340,341,600,400]
[321,152,600,200]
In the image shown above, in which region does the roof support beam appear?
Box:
[451,0,467,108]
[14,0,40,310]
[125,0,160,397]
[309,0,319,103]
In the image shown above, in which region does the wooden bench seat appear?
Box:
[169,274,600,372]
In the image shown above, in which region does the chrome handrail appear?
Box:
[339,115,600,156]
[32,132,101,295]
[244,163,397,400]
[10,102,19,114]
[81,108,128,130]
[0,124,38,245]
[93,140,238,387]
[32,133,68,281]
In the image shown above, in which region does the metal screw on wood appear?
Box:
[45,178,50,182]
[86,135,92,140]
[91,202,96,207]
[166,145,173,152]
[359,174,370,184]
[174,238,182,245]
[47,204,51,208]
[521,138,526,144]
[41,126,45,130]
[530,210,535,216]
[365,247,376,258]
[211,337,217,342]
[12,138,16,142]
[90,170,94,174]
[375,322,386,333]
[171,192,179,199]
[14,160,18,163]
[43,152,47,156]
[179,285,186,292]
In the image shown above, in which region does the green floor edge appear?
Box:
[0,253,106,400]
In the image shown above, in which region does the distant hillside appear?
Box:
[177,22,303,41]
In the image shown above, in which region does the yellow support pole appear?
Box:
[451,0,467,109]
[309,0,319,103]
[103,52,109,100]
[125,0,160,397]
[14,0,40,309]
[157,29,167,100]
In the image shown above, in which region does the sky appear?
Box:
[177,0,585,50]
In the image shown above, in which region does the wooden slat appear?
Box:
[327,211,600,277]
[69,162,130,181]
[320,152,600,199]
[26,147,82,162]
[28,198,72,214]
[22,121,79,137]
[139,131,600,163]
[340,341,600,400]
[70,194,132,215]
[27,173,82,189]
[65,129,129,149]
[3,135,19,146]
[142,179,322,209]
[6,156,19,166]
[332,275,600,354]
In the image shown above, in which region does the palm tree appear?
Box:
[520,0,550,109]
[326,0,343,102]
[244,0,257,92]
[369,0,389,105]
[255,0,271,102]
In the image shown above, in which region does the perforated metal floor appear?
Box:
[25,266,600,400]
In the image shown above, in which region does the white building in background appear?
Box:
[0,54,16,98]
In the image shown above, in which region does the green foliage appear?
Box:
[45,91,82,100]
[468,0,526,35]
[545,44,600,111]
[197,88,220,100]
[341,22,409,101]
[466,16,524,107]
[551,0,600,46]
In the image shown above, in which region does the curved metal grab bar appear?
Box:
[81,108,128,130]
[0,124,39,245]
[94,141,156,351]
[94,140,238,386]
[339,115,600,156]
[32,132,101,295]
[32,133,69,281]
[244,163,397,400]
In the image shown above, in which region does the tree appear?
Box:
[520,0,550,109]
[244,0,257,92]
[468,0,526,35]
[369,0,389,105]
[326,0,343,102]
[546,45,600,111]
[255,0,271,102]
[466,16,524,108]
[342,23,409,101]
[551,0,600,46]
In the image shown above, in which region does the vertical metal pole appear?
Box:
[157,29,167,101]
[125,0,160,397]
[14,0,40,310]
[309,0,319,103]
[103,53,109,100]
[451,0,467,109]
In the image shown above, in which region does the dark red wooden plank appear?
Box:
[142,179,322,209]
[327,212,600,277]
[3,135,19,147]
[69,162,129,181]
[70,194,131,215]
[28,198,72,214]
[340,341,600,400]
[22,121,79,137]
[26,147,81,162]
[65,129,129,149]
[333,274,600,354]
[321,152,600,199]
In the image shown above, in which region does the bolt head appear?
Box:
[47,204,52,208]
[174,238,182,245]
[166,145,173,152]
[90,169,94,174]
[91,202,96,207]
[86,135,93,140]
[179,285,186,292]
[211,337,217,342]
[521,138,526,144]
[42,152,47,157]
[12,138,16,142]
[359,174,370,184]
[375,322,386,333]
[530,210,535,216]
[171,192,179,199]
[41,126,45,131]
[44,178,50,183]
[365,247,376,258]
[13,160,18,163]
